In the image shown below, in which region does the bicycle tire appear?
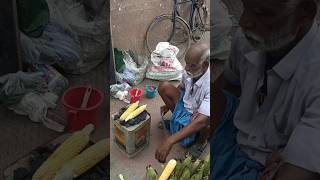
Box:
[146,14,191,60]
[191,5,209,42]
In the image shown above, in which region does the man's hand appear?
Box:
[258,151,320,180]
[258,151,282,180]
[155,113,209,163]
[155,137,173,163]
[160,105,170,116]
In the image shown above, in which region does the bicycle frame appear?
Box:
[168,0,204,42]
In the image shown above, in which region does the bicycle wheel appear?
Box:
[146,14,191,60]
[191,4,209,42]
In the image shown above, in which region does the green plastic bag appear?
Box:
[114,48,125,73]
[17,0,50,37]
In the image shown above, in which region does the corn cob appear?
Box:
[32,124,94,180]
[174,161,183,177]
[119,174,125,180]
[53,138,110,179]
[120,101,139,120]
[146,165,158,180]
[181,155,192,171]
[191,159,201,174]
[125,104,147,122]
[180,167,191,180]
[203,155,210,177]
[190,163,204,180]
[202,176,209,180]
[159,159,177,180]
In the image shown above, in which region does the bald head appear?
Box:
[185,43,210,64]
[184,43,209,79]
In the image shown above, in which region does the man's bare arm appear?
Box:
[274,163,320,180]
[211,73,241,136]
[177,83,184,91]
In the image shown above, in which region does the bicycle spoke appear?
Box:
[146,15,191,60]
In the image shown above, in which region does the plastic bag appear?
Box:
[146,42,183,81]
[110,83,131,102]
[20,0,81,66]
[212,0,233,60]
[9,92,65,132]
[30,64,69,96]
[117,51,147,85]
[0,71,48,106]
[53,0,108,74]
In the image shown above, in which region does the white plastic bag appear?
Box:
[52,0,108,74]
[146,42,183,81]
[20,0,81,66]
[120,51,148,85]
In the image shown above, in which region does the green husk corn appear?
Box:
[174,161,183,177]
[191,159,202,174]
[146,165,158,180]
[180,168,191,180]
[203,157,210,177]
[181,155,192,170]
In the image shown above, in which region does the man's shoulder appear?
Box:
[231,29,253,55]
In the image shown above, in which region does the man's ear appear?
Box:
[202,60,209,70]
[298,0,317,23]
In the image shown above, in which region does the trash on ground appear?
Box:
[110,83,131,102]
[115,50,148,86]
[19,0,81,66]
[20,0,108,75]
[29,64,69,96]
[0,71,65,132]
[0,71,47,106]
[146,42,183,81]
[55,0,108,74]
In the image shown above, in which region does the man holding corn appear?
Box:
[212,0,320,179]
[155,43,210,163]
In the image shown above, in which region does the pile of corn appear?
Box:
[146,155,210,180]
[32,124,110,180]
[115,101,148,127]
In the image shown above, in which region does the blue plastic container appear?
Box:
[146,85,157,98]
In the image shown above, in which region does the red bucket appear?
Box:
[129,88,142,103]
[62,86,103,132]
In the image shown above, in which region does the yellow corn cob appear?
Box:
[120,101,139,120]
[53,138,110,179]
[32,124,94,180]
[159,159,177,180]
[125,104,147,122]
[119,174,125,180]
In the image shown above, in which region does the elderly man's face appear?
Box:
[185,54,208,79]
[240,0,301,52]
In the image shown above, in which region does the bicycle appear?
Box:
[146,0,209,60]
